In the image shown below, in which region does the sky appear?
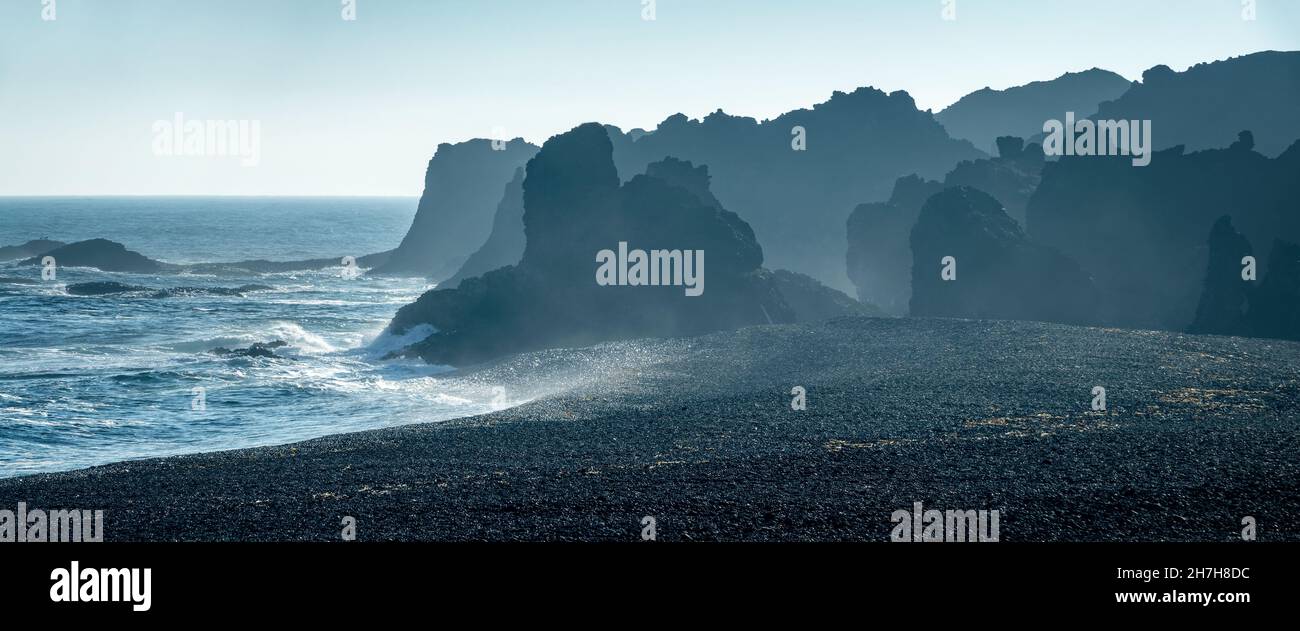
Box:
[2,0,1297,196]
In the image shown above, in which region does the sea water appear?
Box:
[0,197,510,478]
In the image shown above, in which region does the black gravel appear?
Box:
[2,316,1297,541]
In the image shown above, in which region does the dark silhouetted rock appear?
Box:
[385,123,837,366]
[846,137,1046,315]
[605,87,986,292]
[1027,136,1300,331]
[1188,216,1255,335]
[440,168,526,289]
[211,340,289,359]
[1091,51,1300,157]
[0,239,65,261]
[19,239,170,273]
[770,269,879,322]
[65,281,150,296]
[936,69,1132,153]
[845,175,943,314]
[942,137,1045,225]
[372,139,538,279]
[909,187,1101,325]
[1244,240,1300,340]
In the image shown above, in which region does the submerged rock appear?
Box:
[66,281,150,296]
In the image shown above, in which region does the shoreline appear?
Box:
[1,317,1297,542]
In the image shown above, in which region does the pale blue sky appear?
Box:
[2,0,1296,195]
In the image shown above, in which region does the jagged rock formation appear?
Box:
[845,175,943,314]
[19,239,170,273]
[210,340,289,359]
[602,88,985,293]
[372,138,538,279]
[440,168,526,289]
[1027,133,1300,331]
[846,136,1046,314]
[1092,51,1300,157]
[1188,217,1300,342]
[1244,240,1300,340]
[0,239,65,261]
[385,123,871,366]
[936,69,1132,153]
[1188,216,1255,335]
[942,136,1045,225]
[909,187,1100,325]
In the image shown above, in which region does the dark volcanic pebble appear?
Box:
[0,317,1296,542]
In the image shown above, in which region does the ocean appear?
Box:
[0,197,513,478]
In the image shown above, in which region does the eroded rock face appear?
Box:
[935,68,1133,154]
[942,137,1045,226]
[1027,134,1300,331]
[1244,239,1300,341]
[909,186,1101,325]
[1189,216,1255,335]
[605,87,985,292]
[372,138,537,280]
[845,175,943,314]
[1092,51,1300,157]
[846,137,1046,316]
[386,123,873,366]
[440,168,526,289]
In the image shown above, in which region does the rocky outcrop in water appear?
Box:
[386,123,872,366]
[371,139,538,280]
[19,239,171,273]
[909,187,1101,324]
[0,239,65,261]
[210,340,289,359]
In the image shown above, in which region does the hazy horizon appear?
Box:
[4,0,1297,196]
